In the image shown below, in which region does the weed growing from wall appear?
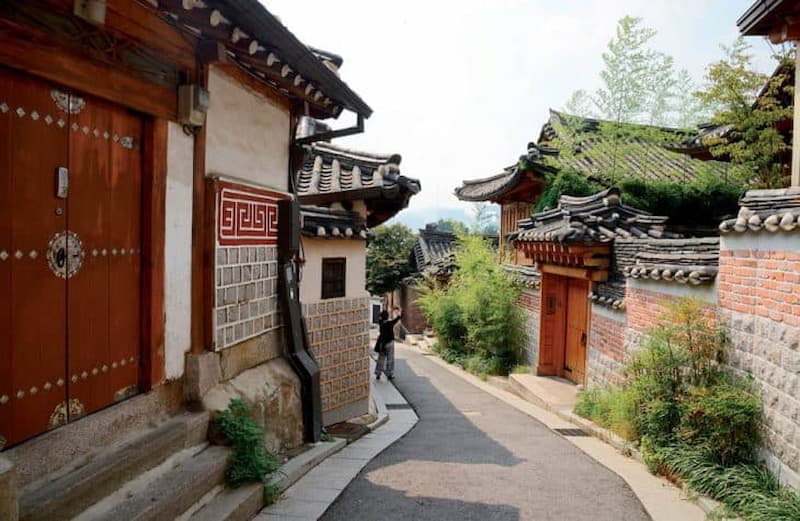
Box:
[216,398,280,487]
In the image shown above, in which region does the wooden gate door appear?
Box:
[564,278,589,385]
[0,69,70,448]
[537,273,567,376]
[66,92,143,420]
[0,68,143,448]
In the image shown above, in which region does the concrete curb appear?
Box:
[253,368,418,520]
[267,438,347,494]
[365,379,389,432]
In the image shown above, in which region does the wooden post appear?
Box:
[190,65,209,354]
[793,46,800,187]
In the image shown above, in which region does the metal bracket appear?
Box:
[294,113,364,146]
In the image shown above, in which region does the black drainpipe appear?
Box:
[280,109,367,442]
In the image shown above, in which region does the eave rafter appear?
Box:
[515,241,611,281]
[153,0,342,118]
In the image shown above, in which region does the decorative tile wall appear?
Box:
[209,178,289,351]
[214,245,281,350]
[302,297,370,415]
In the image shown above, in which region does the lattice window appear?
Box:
[321,258,346,299]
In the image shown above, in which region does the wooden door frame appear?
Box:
[141,118,168,389]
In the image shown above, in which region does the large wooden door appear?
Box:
[0,69,70,448]
[537,274,566,376]
[0,68,143,448]
[564,279,589,384]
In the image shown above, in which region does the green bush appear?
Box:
[418,234,527,375]
[531,169,741,228]
[679,379,762,466]
[660,445,800,521]
[574,387,637,441]
[216,399,280,487]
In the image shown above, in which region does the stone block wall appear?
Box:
[587,305,626,388]
[302,296,371,425]
[214,245,281,350]
[719,237,800,487]
[517,289,540,366]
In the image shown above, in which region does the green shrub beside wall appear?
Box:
[417,234,527,376]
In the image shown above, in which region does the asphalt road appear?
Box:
[320,343,651,521]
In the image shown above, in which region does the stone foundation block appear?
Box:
[0,455,18,521]
[184,351,223,402]
[203,357,304,454]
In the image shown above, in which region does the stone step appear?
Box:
[91,444,229,521]
[186,483,265,521]
[19,411,210,521]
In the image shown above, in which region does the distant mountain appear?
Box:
[385,205,499,232]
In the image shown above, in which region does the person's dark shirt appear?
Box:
[378,315,402,345]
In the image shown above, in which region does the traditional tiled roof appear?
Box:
[620,238,720,285]
[300,206,367,240]
[539,110,730,183]
[503,264,541,289]
[454,144,557,202]
[719,187,800,233]
[511,188,677,244]
[411,224,457,273]
[148,0,371,119]
[296,142,421,227]
[589,282,626,310]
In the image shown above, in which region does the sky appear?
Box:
[264,0,779,219]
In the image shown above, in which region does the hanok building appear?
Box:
[454,143,557,261]
[295,141,420,425]
[0,1,385,519]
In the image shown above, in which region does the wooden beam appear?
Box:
[0,25,177,119]
[35,0,198,71]
[141,118,168,388]
[539,263,608,282]
[191,65,209,353]
[793,48,800,186]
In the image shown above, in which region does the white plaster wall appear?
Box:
[628,277,718,303]
[205,66,289,191]
[299,238,367,303]
[721,232,800,253]
[164,122,194,380]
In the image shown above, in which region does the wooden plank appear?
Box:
[0,30,177,120]
[36,0,198,72]
[141,118,168,388]
[539,263,608,282]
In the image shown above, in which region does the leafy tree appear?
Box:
[694,39,794,188]
[563,16,707,128]
[365,223,416,296]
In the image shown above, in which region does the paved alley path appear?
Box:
[320,343,651,521]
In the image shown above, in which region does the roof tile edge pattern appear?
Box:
[720,187,800,234]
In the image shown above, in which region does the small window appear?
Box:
[321,258,346,299]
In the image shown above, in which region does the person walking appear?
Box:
[375,306,402,381]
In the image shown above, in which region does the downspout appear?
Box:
[280,108,366,442]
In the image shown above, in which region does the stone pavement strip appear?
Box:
[253,374,418,521]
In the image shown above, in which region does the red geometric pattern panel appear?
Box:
[217,181,288,246]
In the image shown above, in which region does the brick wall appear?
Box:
[303,296,370,425]
[719,243,800,485]
[516,289,540,366]
[587,306,625,388]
